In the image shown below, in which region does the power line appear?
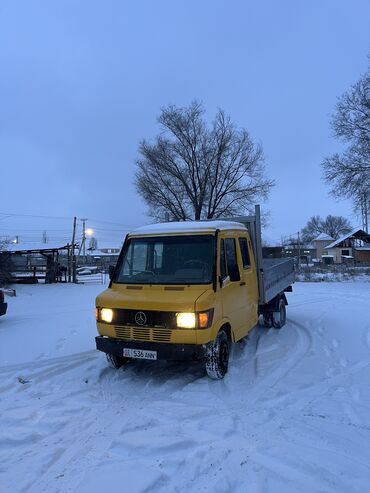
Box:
[0,212,137,228]
[0,212,72,220]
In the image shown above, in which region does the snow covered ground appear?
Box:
[1,281,370,492]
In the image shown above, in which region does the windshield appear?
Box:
[115,235,215,285]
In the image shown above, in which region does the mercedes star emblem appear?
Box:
[135,311,147,325]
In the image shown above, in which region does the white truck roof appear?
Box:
[130,220,247,236]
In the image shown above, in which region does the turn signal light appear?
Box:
[198,312,209,328]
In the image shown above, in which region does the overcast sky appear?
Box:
[1,0,369,245]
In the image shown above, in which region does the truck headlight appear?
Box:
[176,312,196,329]
[100,308,114,323]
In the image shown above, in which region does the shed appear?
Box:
[0,243,78,283]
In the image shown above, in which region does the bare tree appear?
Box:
[322,58,370,230]
[300,215,322,243]
[301,215,352,243]
[135,101,274,221]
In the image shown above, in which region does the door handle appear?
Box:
[240,281,246,286]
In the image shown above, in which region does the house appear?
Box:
[282,241,316,264]
[87,242,122,265]
[324,229,370,264]
[87,241,122,255]
[312,233,334,260]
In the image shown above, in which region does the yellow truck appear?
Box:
[95,206,295,379]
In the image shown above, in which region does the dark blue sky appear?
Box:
[1,0,369,245]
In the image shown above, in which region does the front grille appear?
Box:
[112,309,176,329]
[133,327,149,340]
[114,326,172,342]
[114,327,131,340]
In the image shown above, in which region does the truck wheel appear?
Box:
[272,299,286,329]
[106,353,129,369]
[205,330,230,379]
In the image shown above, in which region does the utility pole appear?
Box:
[79,218,87,264]
[82,218,86,262]
[71,217,77,282]
[297,231,301,270]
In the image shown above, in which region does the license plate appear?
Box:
[123,348,157,360]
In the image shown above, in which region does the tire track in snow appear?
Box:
[16,357,205,493]
[145,320,315,491]
[171,321,370,492]
[4,302,370,493]
[200,318,313,412]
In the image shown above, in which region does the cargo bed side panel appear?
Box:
[261,258,295,304]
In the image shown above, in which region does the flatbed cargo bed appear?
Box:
[261,258,295,304]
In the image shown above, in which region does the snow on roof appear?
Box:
[325,229,370,250]
[130,220,247,236]
[86,250,120,257]
[2,242,73,253]
[313,233,334,241]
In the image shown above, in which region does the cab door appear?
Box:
[237,236,259,338]
[219,237,249,340]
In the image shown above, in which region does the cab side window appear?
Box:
[225,238,240,281]
[239,238,251,269]
[220,239,227,279]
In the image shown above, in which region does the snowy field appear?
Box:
[1,281,370,492]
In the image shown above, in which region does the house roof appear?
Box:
[130,220,247,236]
[0,242,77,254]
[313,233,335,241]
[325,229,370,249]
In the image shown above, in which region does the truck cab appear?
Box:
[95,209,294,379]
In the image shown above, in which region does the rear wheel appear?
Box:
[263,313,273,328]
[106,353,129,369]
[272,299,286,329]
[206,330,230,379]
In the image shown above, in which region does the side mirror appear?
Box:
[108,265,115,281]
[228,265,240,282]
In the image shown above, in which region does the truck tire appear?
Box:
[106,353,129,369]
[205,330,230,379]
[272,298,286,329]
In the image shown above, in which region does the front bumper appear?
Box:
[0,303,7,317]
[95,336,208,361]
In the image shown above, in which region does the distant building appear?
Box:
[262,246,284,258]
[87,242,122,265]
[283,245,316,264]
[324,229,370,264]
[312,233,334,260]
